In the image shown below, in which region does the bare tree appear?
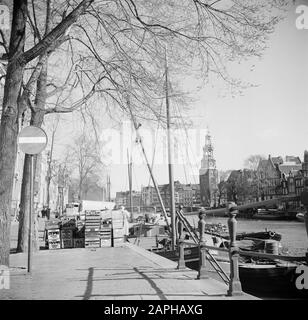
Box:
[244,154,266,171]
[67,133,105,201]
[0,0,289,265]
[0,0,96,266]
[16,1,93,253]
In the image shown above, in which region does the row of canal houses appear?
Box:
[115,182,201,210]
[257,152,308,206]
[221,152,308,210]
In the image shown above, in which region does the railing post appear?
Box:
[227,202,243,296]
[198,210,208,279]
[177,219,186,269]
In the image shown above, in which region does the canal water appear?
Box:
[186,216,308,256]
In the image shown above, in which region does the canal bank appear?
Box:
[0,243,258,300]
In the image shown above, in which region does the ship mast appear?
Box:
[165,50,176,251]
[127,149,133,215]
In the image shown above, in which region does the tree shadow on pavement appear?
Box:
[83,267,94,300]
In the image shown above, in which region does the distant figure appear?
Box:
[46,207,51,220]
[121,206,131,240]
[198,207,207,242]
[41,206,47,219]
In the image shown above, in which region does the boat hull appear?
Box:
[237,264,307,299]
[155,248,308,299]
[252,213,297,221]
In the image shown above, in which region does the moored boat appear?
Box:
[153,243,307,298]
[252,209,297,221]
[236,262,301,298]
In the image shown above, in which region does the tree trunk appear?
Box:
[17,153,33,252]
[17,57,46,252]
[0,0,27,266]
[46,129,55,210]
[78,179,83,201]
[0,0,94,265]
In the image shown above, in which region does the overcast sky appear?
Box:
[49,2,308,197]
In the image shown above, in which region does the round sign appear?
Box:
[17,126,48,155]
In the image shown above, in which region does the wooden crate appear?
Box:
[112,220,124,229]
[61,238,73,249]
[113,237,125,247]
[85,240,100,248]
[47,229,60,241]
[73,238,85,248]
[100,239,112,247]
[85,227,100,232]
[48,240,61,250]
[85,237,100,242]
[85,210,101,216]
[61,229,73,240]
[100,233,111,239]
[61,219,76,229]
[113,228,125,237]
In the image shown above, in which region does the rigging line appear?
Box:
[128,113,171,232]
[172,106,189,185]
[166,80,199,186]
[147,100,164,187]
[173,100,201,185]
[123,166,128,193]
[133,164,140,194]
[173,101,198,185]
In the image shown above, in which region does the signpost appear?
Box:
[17,126,48,273]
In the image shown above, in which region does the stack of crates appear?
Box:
[100,220,112,247]
[85,211,101,248]
[112,212,125,247]
[74,220,85,248]
[45,219,61,250]
[60,219,75,249]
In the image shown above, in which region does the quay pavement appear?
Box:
[1,226,258,300]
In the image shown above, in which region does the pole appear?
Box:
[165,49,176,251]
[107,175,111,202]
[127,150,133,215]
[28,155,34,273]
[227,203,243,296]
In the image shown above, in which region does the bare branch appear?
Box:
[21,0,94,65]
[0,30,9,55]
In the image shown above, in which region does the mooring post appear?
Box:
[197,211,208,279]
[227,202,243,296]
[177,219,186,270]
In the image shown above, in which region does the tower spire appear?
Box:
[200,127,216,175]
[199,128,218,207]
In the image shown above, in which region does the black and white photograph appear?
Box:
[0,0,308,311]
